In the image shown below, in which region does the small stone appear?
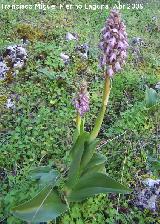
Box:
[155,82,160,90]
[6,98,15,109]
[0,61,9,80]
[152,16,157,21]
[60,53,70,64]
[76,44,89,59]
[66,32,78,41]
[131,37,144,46]
[21,38,30,45]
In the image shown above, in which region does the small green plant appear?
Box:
[147,156,160,177]
[145,86,159,108]
[11,10,131,223]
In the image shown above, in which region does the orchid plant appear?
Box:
[11,10,131,223]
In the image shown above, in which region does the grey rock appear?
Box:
[134,178,160,212]
[143,178,160,187]
[6,98,15,109]
[0,44,28,80]
[14,59,25,69]
[0,61,9,80]
[66,32,78,41]
[4,45,27,65]
[131,37,144,46]
[60,52,70,64]
[155,82,160,90]
[76,44,89,59]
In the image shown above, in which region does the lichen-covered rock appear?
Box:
[4,45,27,66]
[0,60,9,80]
[133,178,160,212]
[0,44,28,80]
[6,98,15,109]
[76,44,89,59]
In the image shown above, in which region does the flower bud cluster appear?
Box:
[99,9,128,76]
[73,82,89,117]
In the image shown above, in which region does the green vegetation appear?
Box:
[0,0,160,223]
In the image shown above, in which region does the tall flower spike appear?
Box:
[73,81,89,117]
[89,10,128,142]
[100,9,128,76]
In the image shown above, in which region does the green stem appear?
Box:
[76,112,81,134]
[89,75,111,142]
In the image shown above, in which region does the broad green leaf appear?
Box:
[12,186,67,223]
[73,128,80,145]
[67,133,89,188]
[70,132,89,159]
[80,139,99,172]
[30,166,59,186]
[81,153,107,175]
[67,172,131,202]
[145,86,158,107]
